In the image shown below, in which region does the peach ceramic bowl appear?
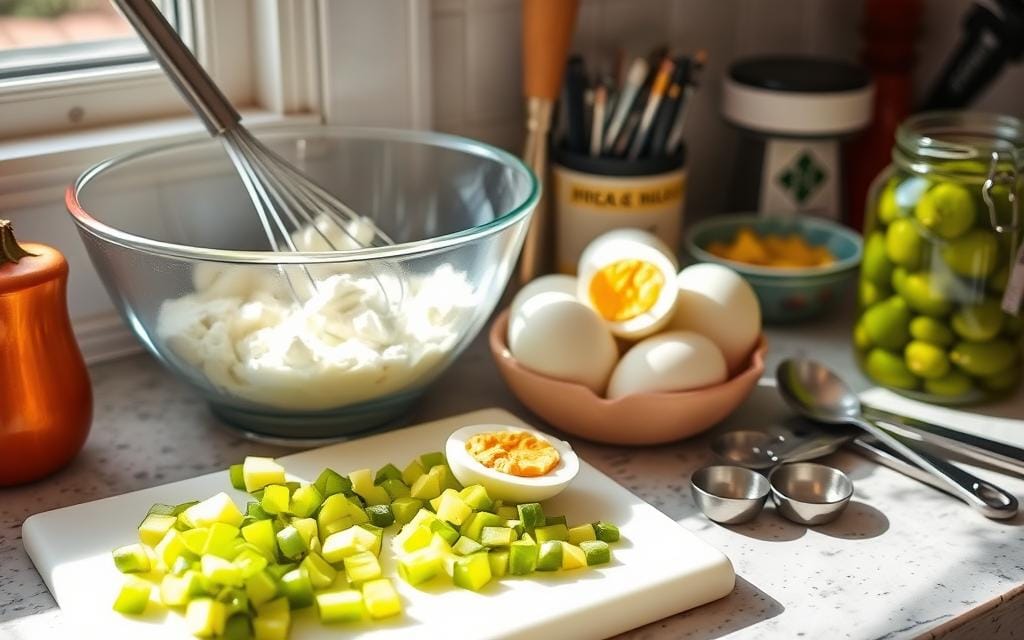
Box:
[489,309,766,445]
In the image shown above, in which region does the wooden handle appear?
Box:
[522,0,580,100]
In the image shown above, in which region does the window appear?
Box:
[0,0,172,80]
[0,0,258,140]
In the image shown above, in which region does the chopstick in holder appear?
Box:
[627,57,675,159]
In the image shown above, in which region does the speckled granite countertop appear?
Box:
[3,307,1024,640]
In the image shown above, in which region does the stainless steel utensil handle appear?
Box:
[851,415,1018,519]
[865,406,1024,477]
[848,437,955,495]
[111,0,240,134]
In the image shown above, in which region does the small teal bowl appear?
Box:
[685,215,863,323]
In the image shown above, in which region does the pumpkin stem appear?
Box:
[0,219,37,265]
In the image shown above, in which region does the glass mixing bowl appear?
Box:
[67,126,538,442]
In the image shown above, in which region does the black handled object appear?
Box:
[921,0,1024,110]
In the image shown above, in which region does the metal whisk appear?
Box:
[113,0,394,298]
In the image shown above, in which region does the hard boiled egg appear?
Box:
[508,291,618,394]
[509,274,577,320]
[577,229,679,340]
[671,263,761,375]
[607,330,727,398]
[445,424,580,503]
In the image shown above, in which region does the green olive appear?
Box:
[859,280,886,308]
[904,340,951,379]
[1004,315,1023,338]
[878,179,901,225]
[941,229,999,279]
[900,272,953,317]
[989,264,1009,293]
[950,339,1019,377]
[862,232,894,287]
[909,316,955,346]
[865,348,920,390]
[923,370,974,397]
[951,300,1004,342]
[980,366,1021,393]
[914,183,976,239]
[853,320,873,351]
[861,296,912,350]
[891,267,909,295]
[885,218,924,269]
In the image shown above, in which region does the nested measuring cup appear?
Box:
[855,111,1023,404]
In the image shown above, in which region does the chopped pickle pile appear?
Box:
[111,452,621,639]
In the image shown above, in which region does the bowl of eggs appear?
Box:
[489,229,766,446]
[685,215,863,323]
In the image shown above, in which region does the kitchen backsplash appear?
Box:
[4,0,1024,363]
[429,0,1024,218]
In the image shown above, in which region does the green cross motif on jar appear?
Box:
[855,111,1023,404]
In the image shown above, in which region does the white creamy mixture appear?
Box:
[156,217,476,410]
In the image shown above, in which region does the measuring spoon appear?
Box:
[776,358,1018,520]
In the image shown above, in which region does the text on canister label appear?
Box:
[569,179,684,211]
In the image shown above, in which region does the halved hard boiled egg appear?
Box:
[577,229,679,340]
[445,424,580,503]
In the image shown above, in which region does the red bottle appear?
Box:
[845,0,922,231]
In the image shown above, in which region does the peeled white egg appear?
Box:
[670,263,761,375]
[508,291,618,394]
[577,229,679,340]
[445,424,580,503]
[509,274,578,321]
[606,330,727,399]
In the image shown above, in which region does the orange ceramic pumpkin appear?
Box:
[0,220,92,485]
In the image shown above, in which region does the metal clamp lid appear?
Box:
[982,149,1024,315]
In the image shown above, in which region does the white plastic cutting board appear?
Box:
[23,408,734,639]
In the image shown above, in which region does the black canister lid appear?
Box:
[553,145,685,177]
[729,56,870,94]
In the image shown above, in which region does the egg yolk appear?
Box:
[588,259,665,322]
[465,431,560,477]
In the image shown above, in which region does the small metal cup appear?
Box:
[690,465,770,524]
[768,462,853,526]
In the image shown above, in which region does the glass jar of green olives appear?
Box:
[855,111,1023,403]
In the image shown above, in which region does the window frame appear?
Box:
[0,0,323,198]
[0,0,258,139]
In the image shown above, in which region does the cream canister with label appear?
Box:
[552,150,687,273]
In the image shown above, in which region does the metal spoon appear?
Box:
[776,358,1019,520]
[711,429,851,469]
